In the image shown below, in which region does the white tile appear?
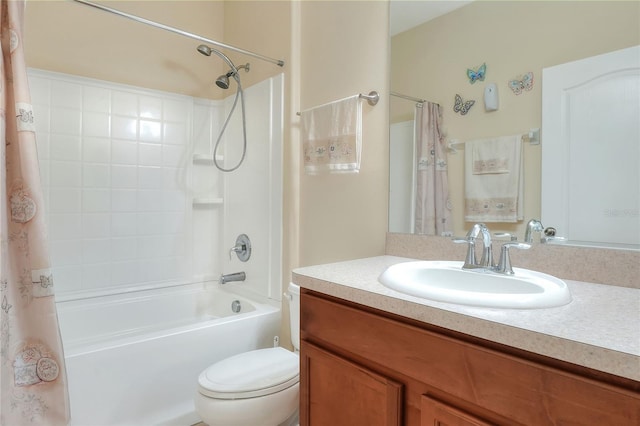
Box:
[139,96,162,120]
[137,190,163,212]
[139,120,162,142]
[50,239,83,266]
[83,137,111,163]
[83,86,111,113]
[82,214,110,238]
[111,237,138,261]
[163,122,187,145]
[83,164,110,187]
[137,236,164,259]
[82,112,110,137]
[139,142,162,166]
[137,259,165,283]
[138,166,162,189]
[33,104,50,134]
[163,190,186,212]
[163,212,186,235]
[111,189,137,212]
[111,165,138,189]
[163,99,189,123]
[82,189,111,212]
[167,235,186,257]
[50,161,81,187]
[81,263,112,289]
[49,213,82,240]
[38,160,50,188]
[52,265,82,293]
[111,140,138,165]
[51,81,82,109]
[112,91,138,117]
[111,261,140,285]
[136,212,164,235]
[162,167,180,190]
[50,134,81,161]
[162,257,185,281]
[49,188,81,213]
[50,108,81,135]
[111,116,138,140]
[162,144,185,167]
[28,75,51,104]
[111,213,137,237]
[36,133,50,161]
[82,239,111,264]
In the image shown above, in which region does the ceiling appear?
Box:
[390,1,472,36]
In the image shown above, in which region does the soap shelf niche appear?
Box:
[192,197,224,208]
[193,154,224,165]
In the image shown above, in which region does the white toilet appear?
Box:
[195,283,301,426]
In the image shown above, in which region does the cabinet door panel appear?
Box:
[301,341,403,426]
[421,395,493,426]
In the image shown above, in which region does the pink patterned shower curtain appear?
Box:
[0,1,70,424]
[414,102,452,236]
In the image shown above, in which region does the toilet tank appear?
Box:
[286,283,300,351]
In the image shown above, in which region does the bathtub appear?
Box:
[56,283,281,426]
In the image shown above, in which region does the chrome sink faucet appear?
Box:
[524,219,544,243]
[454,223,534,275]
[453,223,494,270]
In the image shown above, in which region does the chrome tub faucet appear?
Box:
[219,272,246,284]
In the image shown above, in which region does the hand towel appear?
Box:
[464,135,523,222]
[301,95,362,174]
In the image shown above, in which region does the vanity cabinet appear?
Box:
[299,289,640,425]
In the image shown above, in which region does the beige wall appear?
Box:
[391,0,640,239]
[298,0,390,267]
[25,0,227,98]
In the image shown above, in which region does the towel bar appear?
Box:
[296,91,379,116]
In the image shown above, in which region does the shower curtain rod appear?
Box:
[391,91,436,105]
[72,0,285,67]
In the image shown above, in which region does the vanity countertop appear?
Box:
[292,255,640,382]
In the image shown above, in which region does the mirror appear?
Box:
[389,0,640,247]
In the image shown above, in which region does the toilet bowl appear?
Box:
[195,283,300,426]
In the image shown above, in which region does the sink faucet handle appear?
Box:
[496,242,531,275]
[452,237,477,268]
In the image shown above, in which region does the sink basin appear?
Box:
[378,261,571,309]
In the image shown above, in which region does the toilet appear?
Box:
[194,283,301,426]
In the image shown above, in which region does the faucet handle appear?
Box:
[452,237,477,268]
[495,242,531,275]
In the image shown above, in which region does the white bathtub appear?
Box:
[56,283,281,426]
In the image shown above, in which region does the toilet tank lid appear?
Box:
[198,347,299,397]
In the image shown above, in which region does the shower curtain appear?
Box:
[0,1,70,424]
[414,102,452,236]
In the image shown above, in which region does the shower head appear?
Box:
[197,44,250,90]
[215,64,250,90]
[197,44,213,56]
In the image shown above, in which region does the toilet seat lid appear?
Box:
[198,347,299,399]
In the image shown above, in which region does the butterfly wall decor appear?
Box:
[508,72,534,95]
[467,63,486,84]
[453,94,475,115]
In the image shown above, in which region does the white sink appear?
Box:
[378,261,572,309]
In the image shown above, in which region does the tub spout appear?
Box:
[219,272,246,284]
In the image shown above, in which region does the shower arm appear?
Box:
[72,0,285,68]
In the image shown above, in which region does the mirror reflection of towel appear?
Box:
[464,135,524,222]
[301,95,362,174]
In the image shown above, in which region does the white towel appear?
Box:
[464,135,523,222]
[301,95,362,174]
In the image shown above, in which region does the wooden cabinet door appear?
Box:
[421,395,494,426]
[300,341,403,426]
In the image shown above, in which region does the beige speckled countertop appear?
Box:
[292,255,640,381]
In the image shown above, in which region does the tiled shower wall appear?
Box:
[29,69,225,298]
